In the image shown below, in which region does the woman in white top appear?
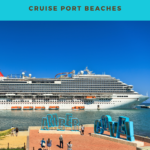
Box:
[11,126,14,136]
[67,141,72,150]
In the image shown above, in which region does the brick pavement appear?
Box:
[29,127,139,150]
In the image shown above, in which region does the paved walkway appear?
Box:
[29,127,139,150]
[1,127,149,149]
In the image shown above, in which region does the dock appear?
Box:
[141,105,150,108]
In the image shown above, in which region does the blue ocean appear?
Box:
[0,104,150,137]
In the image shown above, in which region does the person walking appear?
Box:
[67,141,72,150]
[47,138,52,150]
[41,138,45,150]
[59,135,63,148]
[11,126,14,136]
[15,127,19,137]
[81,125,85,135]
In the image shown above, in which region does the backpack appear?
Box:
[41,140,45,147]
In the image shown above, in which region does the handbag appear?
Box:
[42,142,45,147]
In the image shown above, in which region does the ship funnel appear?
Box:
[0,72,4,77]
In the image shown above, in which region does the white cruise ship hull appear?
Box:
[0,95,148,110]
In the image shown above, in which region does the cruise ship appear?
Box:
[0,68,149,110]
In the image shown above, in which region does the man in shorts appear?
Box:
[81,125,85,135]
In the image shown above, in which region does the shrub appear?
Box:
[0,128,15,137]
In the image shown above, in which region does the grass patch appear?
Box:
[0,129,11,137]
[0,128,15,139]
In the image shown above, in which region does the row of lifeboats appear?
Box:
[11,106,85,110]
[72,106,85,110]
[59,96,96,100]
[11,106,59,110]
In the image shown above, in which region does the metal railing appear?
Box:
[0,143,26,150]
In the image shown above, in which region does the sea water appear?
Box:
[0,105,150,137]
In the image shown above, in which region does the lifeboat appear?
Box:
[72,106,85,110]
[11,106,22,110]
[85,96,96,100]
[35,106,45,110]
[23,106,33,110]
[49,106,59,110]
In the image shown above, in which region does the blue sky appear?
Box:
[0,21,149,102]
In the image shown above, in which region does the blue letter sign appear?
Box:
[41,113,80,132]
[47,114,58,129]
[71,118,79,131]
[58,117,66,131]
[94,115,135,141]
[66,113,73,127]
